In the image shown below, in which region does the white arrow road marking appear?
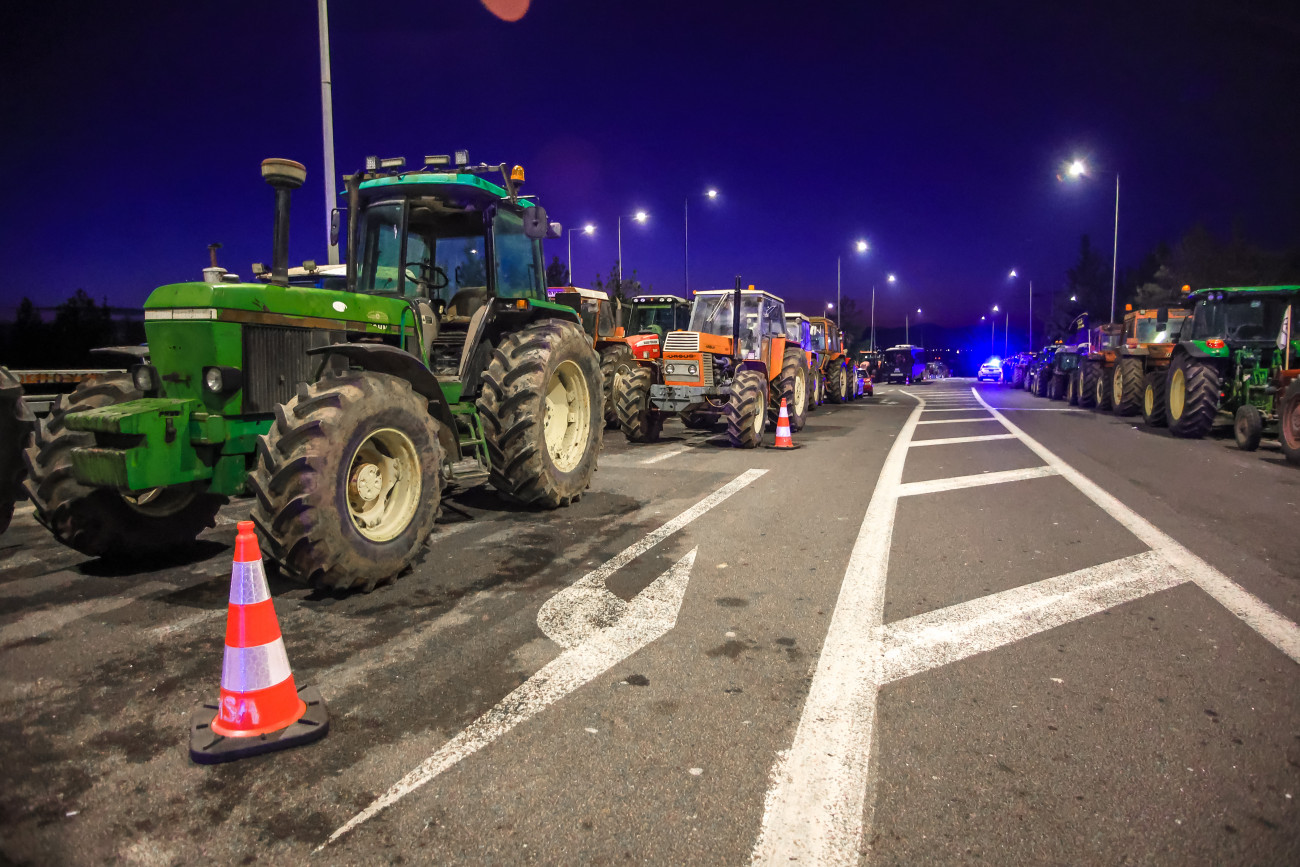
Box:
[320,548,698,850]
[538,468,767,649]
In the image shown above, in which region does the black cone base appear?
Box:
[189,684,329,765]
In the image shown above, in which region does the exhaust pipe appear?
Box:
[261,159,307,285]
[732,275,742,354]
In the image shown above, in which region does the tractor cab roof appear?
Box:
[693,288,786,304]
[785,312,811,324]
[356,156,537,212]
[1186,285,1300,302]
[630,294,688,304]
[552,286,610,301]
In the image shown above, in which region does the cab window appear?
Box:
[493,208,544,300]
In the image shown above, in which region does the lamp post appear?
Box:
[1010,269,1035,352]
[685,189,718,293]
[567,224,594,286]
[990,305,1000,355]
[1065,158,1121,323]
[617,211,648,291]
[317,0,339,265]
[871,273,896,353]
[907,307,920,344]
[836,239,869,333]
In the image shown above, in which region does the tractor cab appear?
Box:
[552,286,620,340]
[625,295,690,347]
[1125,305,1189,347]
[785,313,813,350]
[683,288,787,361]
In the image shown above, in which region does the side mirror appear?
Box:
[523,205,550,239]
[329,209,342,246]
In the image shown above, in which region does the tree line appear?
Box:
[0,291,144,368]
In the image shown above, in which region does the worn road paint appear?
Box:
[641,446,689,465]
[320,548,699,850]
[907,433,1017,447]
[972,388,1300,662]
[896,465,1059,497]
[750,389,924,866]
[538,468,767,648]
[915,417,1000,425]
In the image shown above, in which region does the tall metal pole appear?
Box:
[318,0,339,266]
[870,285,876,352]
[617,216,623,292]
[1110,173,1120,323]
[567,229,574,286]
[905,313,909,344]
[1004,312,1009,357]
[836,257,842,331]
[1029,279,1033,351]
[684,198,689,293]
[991,317,996,355]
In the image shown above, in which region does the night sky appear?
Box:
[3,0,1298,338]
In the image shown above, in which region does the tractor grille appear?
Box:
[702,356,715,387]
[663,332,699,353]
[241,325,321,414]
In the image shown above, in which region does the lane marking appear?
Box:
[322,548,699,850]
[996,407,1089,412]
[916,417,999,425]
[919,408,993,414]
[908,433,1016,447]
[971,388,1300,661]
[750,390,923,866]
[538,468,767,648]
[641,446,689,465]
[880,551,1181,681]
[896,465,1059,497]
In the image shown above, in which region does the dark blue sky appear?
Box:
[2,0,1297,333]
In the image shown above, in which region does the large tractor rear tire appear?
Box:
[249,371,444,592]
[725,369,766,449]
[1165,354,1220,438]
[805,369,819,412]
[772,346,809,430]
[1112,358,1144,416]
[825,363,846,403]
[615,366,663,443]
[480,319,603,506]
[1066,370,1080,405]
[599,343,634,430]
[23,373,224,558]
[1279,380,1300,465]
[1034,368,1050,397]
[1142,371,1167,427]
[1,368,36,534]
[1078,361,1098,408]
[1094,367,1113,411]
[1047,372,1066,401]
[1233,405,1263,452]
[1010,366,1025,388]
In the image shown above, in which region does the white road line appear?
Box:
[750,390,923,866]
[997,407,1089,412]
[896,465,1059,497]
[641,446,689,465]
[971,388,1300,662]
[915,417,999,426]
[908,433,1017,447]
[538,468,766,647]
[920,408,992,414]
[880,551,1182,681]
[322,548,699,850]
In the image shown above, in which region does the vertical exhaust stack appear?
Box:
[261,159,307,286]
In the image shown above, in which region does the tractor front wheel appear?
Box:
[772,346,809,430]
[1279,380,1300,465]
[615,366,663,442]
[599,343,634,430]
[1112,358,1144,416]
[1142,371,1167,427]
[725,369,766,449]
[479,319,603,506]
[249,371,444,591]
[1094,367,1113,410]
[1233,405,1263,452]
[1165,354,1220,438]
[1078,361,1098,408]
[23,373,224,558]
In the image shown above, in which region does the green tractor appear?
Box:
[1164,286,1300,448]
[24,153,603,590]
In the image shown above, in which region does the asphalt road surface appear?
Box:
[2,379,1297,866]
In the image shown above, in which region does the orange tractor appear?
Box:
[614,280,808,447]
[552,286,636,428]
[809,315,855,402]
[785,312,822,411]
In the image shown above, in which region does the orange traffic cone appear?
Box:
[190,521,329,764]
[768,398,799,450]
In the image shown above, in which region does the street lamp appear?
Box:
[567,223,595,286]
[1063,156,1121,323]
[1010,269,1034,352]
[684,189,719,293]
[617,211,648,290]
[907,307,921,344]
[837,239,869,332]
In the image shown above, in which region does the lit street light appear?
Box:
[1010,269,1033,351]
[617,211,648,290]
[1063,156,1121,323]
[567,223,595,286]
[837,239,869,332]
[684,189,719,292]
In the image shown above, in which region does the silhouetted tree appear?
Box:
[592,262,649,303]
[545,256,570,288]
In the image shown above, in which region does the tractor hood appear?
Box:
[145,281,406,328]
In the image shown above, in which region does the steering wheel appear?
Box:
[403,262,450,293]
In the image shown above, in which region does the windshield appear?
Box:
[555,294,613,338]
[809,323,828,351]
[1187,297,1288,343]
[688,294,772,357]
[627,303,678,339]
[355,199,489,305]
[1133,312,1186,344]
[492,208,544,300]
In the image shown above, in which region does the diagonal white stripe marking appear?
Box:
[321,548,699,850]
[971,388,1300,662]
[908,433,1017,447]
[640,446,689,465]
[916,417,999,425]
[896,465,1059,497]
[880,551,1183,681]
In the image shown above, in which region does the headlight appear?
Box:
[202,366,243,394]
[204,368,224,393]
[131,364,157,392]
[688,364,698,375]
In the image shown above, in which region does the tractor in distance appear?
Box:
[623,294,691,356]
[551,286,638,429]
[786,312,822,409]
[1104,302,1191,420]
[24,152,603,591]
[809,316,855,401]
[614,280,807,447]
[1163,286,1300,450]
[1077,321,1123,409]
[1025,344,1060,396]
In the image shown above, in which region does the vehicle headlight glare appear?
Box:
[204,368,224,393]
